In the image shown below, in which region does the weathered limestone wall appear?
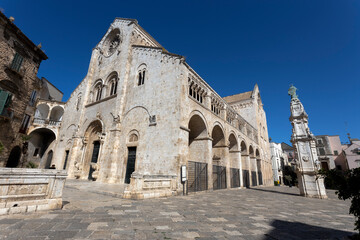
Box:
[0,168,67,215]
[47,17,273,199]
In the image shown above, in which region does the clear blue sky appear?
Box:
[2,0,359,144]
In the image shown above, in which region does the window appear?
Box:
[317,139,322,145]
[334,150,338,155]
[211,101,220,115]
[94,84,102,101]
[29,90,37,106]
[138,69,145,86]
[76,95,81,110]
[0,89,12,115]
[188,85,204,104]
[319,147,325,156]
[11,53,24,72]
[19,114,31,133]
[110,78,118,95]
[33,148,40,157]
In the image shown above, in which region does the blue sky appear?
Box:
[1,0,359,144]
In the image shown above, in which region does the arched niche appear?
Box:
[188,114,208,145]
[35,104,49,119]
[49,106,64,122]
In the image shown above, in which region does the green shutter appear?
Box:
[0,90,9,114]
[11,53,23,72]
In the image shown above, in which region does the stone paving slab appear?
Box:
[0,184,357,239]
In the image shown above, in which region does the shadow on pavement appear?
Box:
[263,219,355,240]
[249,187,300,197]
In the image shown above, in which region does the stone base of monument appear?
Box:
[297,171,327,199]
[0,168,67,215]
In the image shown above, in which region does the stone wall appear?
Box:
[0,168,66,215]
[0,12,47,167]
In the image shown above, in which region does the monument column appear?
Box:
[288,85,327,199]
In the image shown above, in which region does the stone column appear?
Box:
[225,145,231,189]
[66,137,83,179]
[204,94,212,110]
[206,138,213,190]
[107,129,121,183]
[288,85,327,198]
[250,156,257,186]
[238,151,243,187]
[229,150,242,188]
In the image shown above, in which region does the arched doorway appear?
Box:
[187,114,209,192]
[212,125,226,190]
[82,120,103,181]
[6,146,21,168]
[28,128,56,168]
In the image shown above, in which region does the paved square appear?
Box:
[0,184,356,239]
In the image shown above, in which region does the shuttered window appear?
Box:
[29,90,37,106]
[19,114,30,133]
[0,90,9,114]
[11,53,24,72]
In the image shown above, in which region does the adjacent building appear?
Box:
[270,142,289,184]
[339,138,360,170]
[0,12,48,167]
[315,135,343,171]
[281,142,296,168]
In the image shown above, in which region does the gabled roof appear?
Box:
[223,91,253,103]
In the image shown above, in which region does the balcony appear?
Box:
[29,99,65,131]
[0,108,14,120]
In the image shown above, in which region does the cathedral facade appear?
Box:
[48,18,272,198]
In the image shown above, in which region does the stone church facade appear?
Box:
[47,18,272,199]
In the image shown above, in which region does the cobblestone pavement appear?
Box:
[0,183,356,240]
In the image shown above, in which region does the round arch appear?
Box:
[211,124,225,147]
[256,149,260,159]
[35,104,50,119]
[49,106,64,122]
[249,145,255,157]
[228,133,238,151]
[188,114,208,145]
[240,140,248,155]
[127,129,140,144]
[28,128,56,160]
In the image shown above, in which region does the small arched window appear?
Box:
[109,76,118,96]
[94,82,103,102]
[76,93,82,111]
[137,64,147,86]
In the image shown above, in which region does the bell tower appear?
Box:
[288,85,327,199]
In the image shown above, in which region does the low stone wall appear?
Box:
[0,168,67,215]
